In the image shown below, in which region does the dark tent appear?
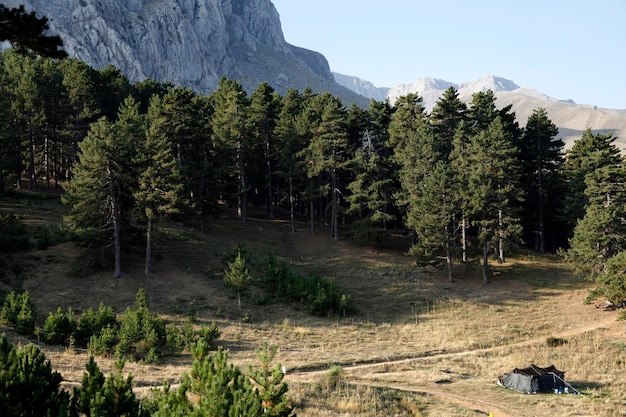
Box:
[498,364,567,394]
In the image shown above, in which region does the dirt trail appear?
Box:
[285,313,618,416]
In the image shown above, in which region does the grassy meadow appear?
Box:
[1,190,625,416]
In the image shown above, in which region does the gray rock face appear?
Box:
[333,72,389,102]
[7,0,367,105]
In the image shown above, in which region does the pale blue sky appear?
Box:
[271,0,626,109]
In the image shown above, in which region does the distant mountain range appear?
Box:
[334,73,626,148]
[6,0,625,148]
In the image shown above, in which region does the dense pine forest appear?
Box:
[1,45,625,303]
[2,6,626,416]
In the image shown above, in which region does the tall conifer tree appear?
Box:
[518,108,564,253]
[211,77,251,223]
[304,94,349,240]
[562,128,622,230]
[135,96,183,275]
[249,82,280,217]
[465,118,523,284]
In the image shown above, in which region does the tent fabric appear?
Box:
[500,373,537,394]
[513,364,565,378]
[499,364,566,394]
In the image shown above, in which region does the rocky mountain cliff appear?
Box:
[6,0,368,106]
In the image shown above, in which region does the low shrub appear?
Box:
[263,255,355,317]
[88,324,118,356]
[44,307,76,345]
[75,303,118,347]
[0,334,71,416]
[546,336,568,347]
[0,291,36,335]
[199,322,220,347]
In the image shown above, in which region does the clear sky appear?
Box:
[271,0,626,109]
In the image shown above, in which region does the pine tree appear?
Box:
[449,121,473,262]
[465,117,523,284]
[249,343,294,417]
[62,115,133,278]
[563,164,626,282]
[592,251,626,306]
[294,89,325,235]
[0,335,71,417]
[211,77,251,223]
[430,86,467,158]
[185,341,261,416]
[249,82,280,218]
[518,108,564,253]
[0,5,67,58]
[388,93,427,217]
[58,58,101,180]
[93,65,133,122]
[408,161,457,282]
[274,89,305,232]
[304,94,350,240]
[562,128,622,231]
[136,96,184,275]
[71,357,147,417]
[345,134,395,248]
[39,57,66,188]
[224,252,252,309]
[3,51,44,190]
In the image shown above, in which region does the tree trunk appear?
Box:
[461,216,467,263]
[107,164,122,278]
[0,156,4,195]
[498,209,505,263]
[289,177,295,233]
[538,190,545,254]
[237,138,247,224]
[309,199,315,236]
[446,245,453,283]
[537,127,545,254]
[145,216,153,276]
[332,168,339,241]
[28,119,36,190]
[482,240,490,285]
[266,134,274,219]
[44,135,50,188]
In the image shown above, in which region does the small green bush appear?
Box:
[71,356,148,417]
[263,256,355,317]
[0,334,71,416]
[165,324,185,356]
[88,324,118,356]
[44,307,77,345]
[0,291,36,335]
[75,303,118,347]
[115,290,165,362]
[546,336,568,347]
[199,322,220,347]
[180,317,195,347]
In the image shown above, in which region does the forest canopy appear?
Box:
[0,46,624,304]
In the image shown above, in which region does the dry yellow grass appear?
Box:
[2,193,626,416]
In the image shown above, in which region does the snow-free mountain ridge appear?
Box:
[6,0,625,148]
[335,74,626,149]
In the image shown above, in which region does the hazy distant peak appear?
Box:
[332,72,389,102]
[397,77,455,94]
[458,75,520,93]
